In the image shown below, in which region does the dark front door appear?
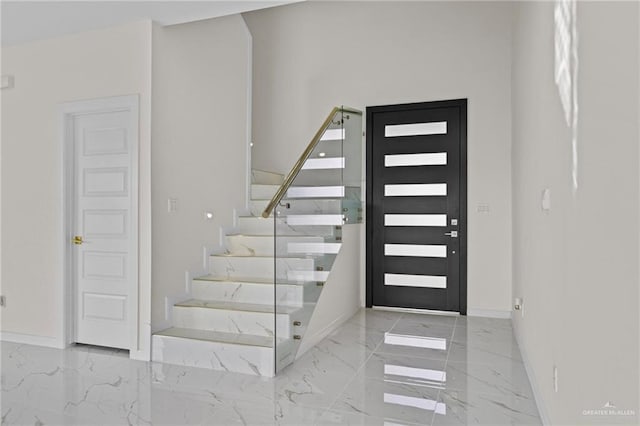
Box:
[366,100,467,313]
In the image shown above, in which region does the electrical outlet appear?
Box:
[553,365,559,392]
[0,295,5,307]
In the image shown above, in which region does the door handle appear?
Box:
[73,235,84,245]
[444,231,458,238]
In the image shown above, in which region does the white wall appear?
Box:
[0,21,153,357]
[243,1,514,314]
[150,15,251,331]
[511,1,639,424]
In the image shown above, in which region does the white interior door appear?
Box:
[72,105,137,349]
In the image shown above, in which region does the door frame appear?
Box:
[60,95,139,352]
[365,99,467,314]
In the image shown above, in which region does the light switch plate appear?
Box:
[542,188,551,212]
[168,198,178,213]
[1,75,14,89]
[477,204,490,213]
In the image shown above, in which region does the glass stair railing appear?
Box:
[261,106,363,373]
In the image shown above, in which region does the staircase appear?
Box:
[152,107,362,377]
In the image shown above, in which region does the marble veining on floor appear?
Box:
[1,309,541,425]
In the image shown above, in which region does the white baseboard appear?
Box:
[296,311,354,359]
[512,324,551,425]
[0,331,64,348]
[466,308,512,319]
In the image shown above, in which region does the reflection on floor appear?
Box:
[1,309,541,425]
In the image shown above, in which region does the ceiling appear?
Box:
[1,1,301,46]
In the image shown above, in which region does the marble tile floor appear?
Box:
[1,309,541,425]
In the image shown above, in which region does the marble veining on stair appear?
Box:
[152,168,339,377]
[153,107,363,377]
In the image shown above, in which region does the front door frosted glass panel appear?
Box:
[384,121,447,137]
[385,152,447,167]
[384,273,447,289]
[384,244,447,258]
[384,214,447,227]
[384,184,447,197]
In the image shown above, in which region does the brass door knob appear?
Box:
[73,236,83,245]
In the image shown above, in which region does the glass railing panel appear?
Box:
[341,109,363,225]
[273,107,362,373]
[289,168,343,186]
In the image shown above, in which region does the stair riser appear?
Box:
[236,217,300,235]
[173,306,291,337]
[286,270,330,282]
[192,280,303,306]
[152,335,274,377]
[251,185,360,203]
[249,199,342,217]
[287,172,343,187]
[209,256,314,281]
[226,235,325,256]
[237,217,338,237]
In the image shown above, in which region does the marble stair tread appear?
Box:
[235,216,339,236]
[154,327,278,348]
[175,298,300,315]
[194,274,314,286]
[249,199,346,217]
